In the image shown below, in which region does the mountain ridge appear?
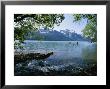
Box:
[24,29,91,41]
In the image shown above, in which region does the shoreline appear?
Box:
[14,51,54,63]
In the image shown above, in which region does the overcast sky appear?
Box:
[53,14,87,35]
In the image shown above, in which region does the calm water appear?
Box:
[15,41,97,76]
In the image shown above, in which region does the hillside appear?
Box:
[24,29,90,41]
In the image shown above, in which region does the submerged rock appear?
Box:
[14,60,97,76]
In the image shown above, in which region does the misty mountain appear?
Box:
[24,29,90,41]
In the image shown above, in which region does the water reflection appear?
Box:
[15,41,97,76]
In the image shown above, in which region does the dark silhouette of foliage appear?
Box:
[73,14,97,42]
[14,14,65,48]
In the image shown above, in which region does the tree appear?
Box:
[82,21,96,42]
[73,14,97,42]
[14,14,97,50]
[14,14,65,49]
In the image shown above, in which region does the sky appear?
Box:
[53,14,87,35]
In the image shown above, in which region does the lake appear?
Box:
[14,41,97,76]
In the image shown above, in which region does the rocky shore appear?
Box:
[14,59,97,76]
[14,51,97,76]
[14,51,53,64]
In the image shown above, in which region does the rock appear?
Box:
[14,52,54,64]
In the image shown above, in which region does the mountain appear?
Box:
[24,29,90,41]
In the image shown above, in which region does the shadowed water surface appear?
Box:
[14,41,97,76]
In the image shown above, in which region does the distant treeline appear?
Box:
[24,29,91,41]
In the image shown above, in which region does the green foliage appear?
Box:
[14,14,65,49]
[73,14,97,23]
[14,14,97,50]
[73,14,97,42]
[82,22,97,42]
